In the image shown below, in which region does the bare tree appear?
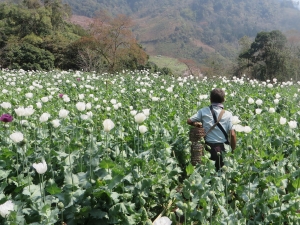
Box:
[77,48,105,73]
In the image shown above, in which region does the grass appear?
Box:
[148,55,188,75]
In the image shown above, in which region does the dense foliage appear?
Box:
[237,30,300,81]
[0,1,85,70]
[0,69,300,224]
[0,1,149,73]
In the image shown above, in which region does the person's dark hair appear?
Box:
[210,88,225,103]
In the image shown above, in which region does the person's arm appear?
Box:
[230,129,236,151]
[187,119,202,128]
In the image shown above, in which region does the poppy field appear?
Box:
[0,69,300,225]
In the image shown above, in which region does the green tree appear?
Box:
[239,30,289,81]
[234,35,252,77]
[0,2,84,71]
[44,0,72,30]
[1,43,54,70]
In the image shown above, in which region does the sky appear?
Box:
[291,0,300,10]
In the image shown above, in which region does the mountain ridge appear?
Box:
[2,0,300,71]
[65,0,300,64]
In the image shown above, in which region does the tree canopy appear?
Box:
[0,1,148,72]
[237,30,300,81]
[0,1,84,70]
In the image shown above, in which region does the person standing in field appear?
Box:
[187,88,236,171]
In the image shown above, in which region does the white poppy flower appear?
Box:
[0,200,14,218]
[78,94,85,100]
[20,120,29,126]
[130,110,137,116]
[110,99,117,104]
[233,124,244,132]
[255,99,263,105]
[288,120,297,129]
[41,97,49,103]
[113,104,119,110]
[80,114,89,120]
[139,125,148,134]
[24,107,35,117]
[231,116,241,125]
[279,117,286,125]
[63,96,70,102]
[86,111,93,118]
[33,159,47,174]
[255,108,262,114]
[36,102,42,109]
[152,97,160,101]
[39,113,50,122]
[248,98,254,104]
[142,109,150,116]
[86,103,92,110]
[274,99,279,104]
[268,108,275,113]
[166,87,173,93]
[1,102,11,109]
[135,113,146,124]
[103,119,115,132]
[15,107,25,116]
[59,109,69,118]
[25,93,33,98]
[51,119,60,128]
[153,216,172,225]
[76,102,86,111]
[10,132,24,143]
[243,126,252,133]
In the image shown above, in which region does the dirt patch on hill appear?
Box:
[190,38,215,52]
[70,15,93,29]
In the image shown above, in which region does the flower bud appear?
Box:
[65,137,71,144]
[208,191,215,199]
[58,202,64,210]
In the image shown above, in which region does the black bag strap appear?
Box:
[209,105,229,144]
[205,109,224,137]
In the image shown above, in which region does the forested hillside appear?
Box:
[62,0,300,72]
[0,1,149,72]
[1,0,300,79]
